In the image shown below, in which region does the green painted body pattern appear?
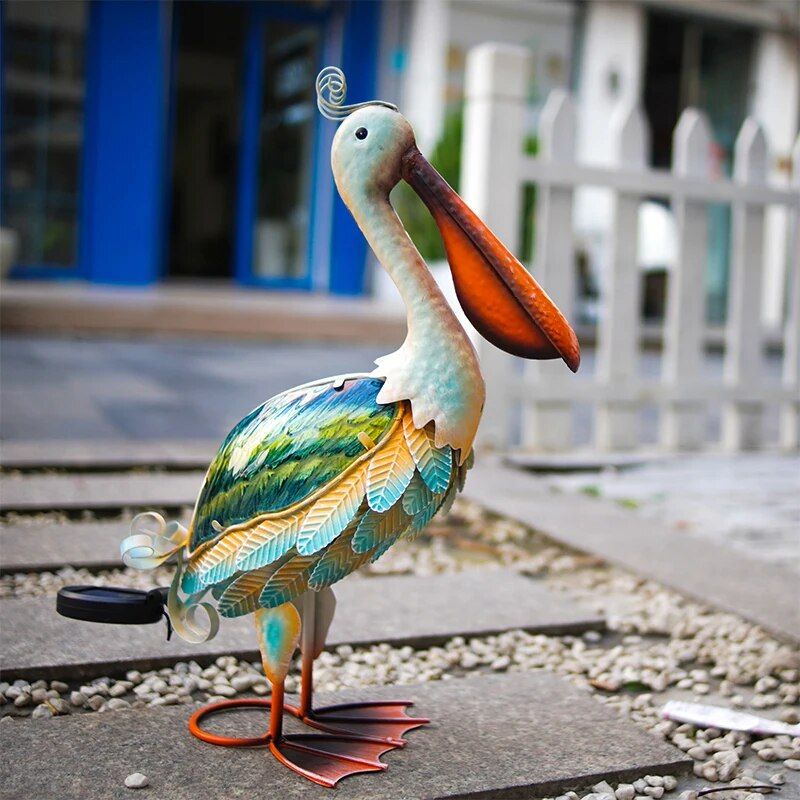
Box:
[189,377,397,553]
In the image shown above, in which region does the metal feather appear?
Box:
[403,415,452,493]
[218,564,279,618]
[259,554,318,609]
[367,424,415,513]
[457,447,475,491]
[370,531,403,563]
[296,467,366,556]
[402,472,435,515]
[352,502,410,554]
[235,511,304,572]
[405,475,450,542]
[440,474,459,515]
[308,527,372,590]
[182,530,249,594]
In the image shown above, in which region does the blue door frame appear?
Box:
[234,0,381,295]
[2,0,381,291]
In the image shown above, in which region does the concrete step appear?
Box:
[0,440,217,471]
[0,282,407,344]
[0,472,204,513]
[465,458,800,645]
[0,671,690,800]
[1,569,605,681]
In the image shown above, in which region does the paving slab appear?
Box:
[0,440,217,471]
[0,671,690,800]
[464,458,800,645]
[0,471,204,513]
[0,569,604,681]
[0,521,171,574]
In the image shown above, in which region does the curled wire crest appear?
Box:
[316,66,397,121]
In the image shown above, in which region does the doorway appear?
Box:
[234,5,326,290]
[643,10,755,321]
[168,1,245,280]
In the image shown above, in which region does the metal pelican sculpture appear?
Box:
[121,66,580,787]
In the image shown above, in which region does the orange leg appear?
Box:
[189,678,394,788]
[289,593,430,746]
[188,603,401,788]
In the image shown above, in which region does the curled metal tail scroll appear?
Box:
[121,512,188,570]
[121,512,219,644]
[167,548,220,644]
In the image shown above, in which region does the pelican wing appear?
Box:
[189,376,398,553]
[184,378,470,614]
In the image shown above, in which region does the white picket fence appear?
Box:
[461,43,800,454]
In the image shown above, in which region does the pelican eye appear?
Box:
[355,127,368,140]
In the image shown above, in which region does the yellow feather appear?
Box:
[366,420,415,513]
[235,511,304,572]
[402,414,435,464]
[184,530,249,590]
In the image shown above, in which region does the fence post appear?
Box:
[722,118,768,451]
[780,134,800,451]
[461,43,530,449]
[595,104,649,451]
[660,109,712,450]
[524,90,577,451]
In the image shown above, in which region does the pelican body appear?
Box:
[123,67,579,787]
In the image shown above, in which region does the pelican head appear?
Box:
[318,67,580,372]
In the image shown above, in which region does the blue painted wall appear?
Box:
[328,0,382,296]
[80,1,171,285]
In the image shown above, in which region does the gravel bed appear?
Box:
[2,499,798,800]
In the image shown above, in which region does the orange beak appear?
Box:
[401,146,580,372]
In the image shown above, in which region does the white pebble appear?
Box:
[231,675,255,692]
[124,772,149,789]
[615,785,635,800]
[784,759,800,771]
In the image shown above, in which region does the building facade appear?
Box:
[2,0,382,294]
[2,0,798,311]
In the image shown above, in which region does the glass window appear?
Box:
[2,1,87,267]
[252,21,319,282]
